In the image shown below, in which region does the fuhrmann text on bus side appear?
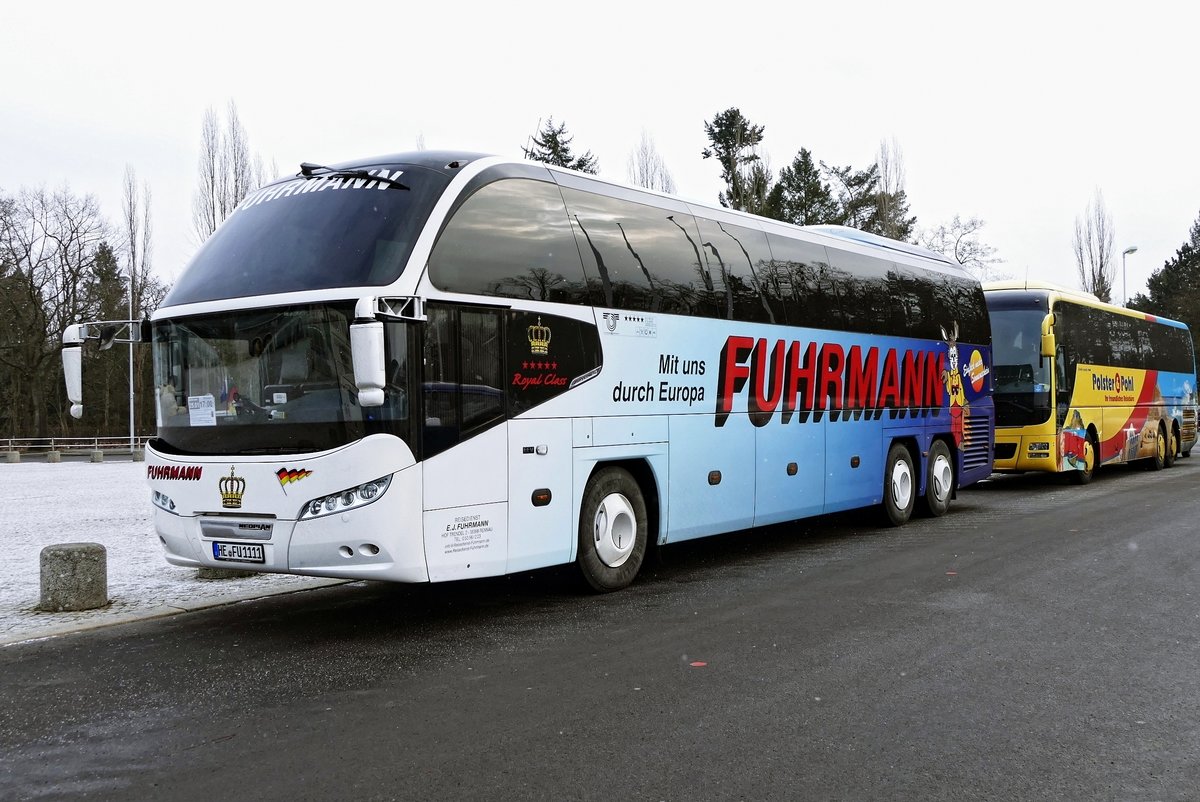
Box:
[715,336,947,427]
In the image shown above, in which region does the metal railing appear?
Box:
[1,436,153,455]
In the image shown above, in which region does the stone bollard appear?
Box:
[40,542,108,612]
[90,450,104,463]
[46,450,61,463]
[4,451,18,463]
[197,567,257,580]
[132,448,144,462]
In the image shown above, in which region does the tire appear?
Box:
[1165,426,1179,468]
[1068,431,1098,485]
[577,467,648,592]
[920,440,954,517]
[881,443,916,527]
[1148,423,1167,471]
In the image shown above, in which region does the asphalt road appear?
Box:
[3,459,1199,801]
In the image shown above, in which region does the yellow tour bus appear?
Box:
[984,281,1198,483]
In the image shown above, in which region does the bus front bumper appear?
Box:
[992,435,1058,472]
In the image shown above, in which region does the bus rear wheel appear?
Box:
[1165,426,1179,468]
[920,440,954,517]
[577,467,648,592]
[881,443,915,526]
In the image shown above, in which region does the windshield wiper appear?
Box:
[297,162,409,190]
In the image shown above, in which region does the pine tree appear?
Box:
[872,187,917,240]
[822,162,879,230]
[769,148,839,226]
[522,118,599,174]
[1128,208,1200,356]
[702,108,769,212]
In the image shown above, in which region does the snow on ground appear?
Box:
[0,460,339,645]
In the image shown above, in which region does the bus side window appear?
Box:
[422,305,506,458]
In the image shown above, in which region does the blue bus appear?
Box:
[64,152,994,591]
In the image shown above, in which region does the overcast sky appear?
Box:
[3,1,1197,306]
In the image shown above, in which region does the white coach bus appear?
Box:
[63,151,993,591]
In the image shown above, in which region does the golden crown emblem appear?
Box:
[527,316,551,355]
[219,466,246,509]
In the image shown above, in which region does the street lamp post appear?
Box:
[126,266,135,455]
[1122,246,1138,306]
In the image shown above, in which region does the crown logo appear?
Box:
[527,316,551,355]
[219,466,246,509]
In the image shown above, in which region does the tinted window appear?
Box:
[826,249,895,336]
[562,187,706,314]
[694,218,775,322]
[427,179,590,304]
[1057,301,1196,374]
[422,304,505,458]
[165,165,450,306]
[763,234,840,329]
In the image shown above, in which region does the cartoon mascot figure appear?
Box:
[941,322,968,447]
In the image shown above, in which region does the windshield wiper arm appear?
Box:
[297,162,409,190]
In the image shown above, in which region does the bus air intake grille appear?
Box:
[962,415,992,470]
[993,442,1017,461]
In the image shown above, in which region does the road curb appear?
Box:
[0,578,351,647]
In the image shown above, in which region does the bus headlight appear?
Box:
[152,490,178,514]
[300,475,392,520]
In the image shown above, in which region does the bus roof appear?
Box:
[328,150,964,274]
[984,280,1190,330]
[983,280,1100,303]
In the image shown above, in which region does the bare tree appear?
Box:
[873,138,916,240]
[122,166,153,317]
[627,130,676,194]
[123,166,170,440]
[1073,189,1116,302]
[192,100,268,242]
[0,186,112,436]
[919,215,1007,280]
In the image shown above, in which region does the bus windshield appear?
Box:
[989,305,1052,427]
[163,163,452,306]
[151,304,415,456]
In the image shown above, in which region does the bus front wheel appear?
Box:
[577,467,648,592]
[921,440,954,517]
[1148,423,1167,471]
[1069,431,1098,485]
[882,443,915,527]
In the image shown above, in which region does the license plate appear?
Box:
[211,541,265,563]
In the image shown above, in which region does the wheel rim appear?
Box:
[930,453,953,503]
[891,459,913,510]
[1158,428,1166,462]
[593,492,636,568]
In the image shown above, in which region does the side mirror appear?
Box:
[62,324,86,418]
[98,325,120,351]
[350,320,385,407]
[1039,312,1056,358]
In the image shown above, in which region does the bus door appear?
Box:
[420,305,509,581]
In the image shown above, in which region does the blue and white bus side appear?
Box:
[64,151,993,591]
